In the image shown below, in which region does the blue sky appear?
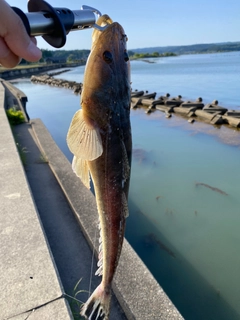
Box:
[7,0,240,51]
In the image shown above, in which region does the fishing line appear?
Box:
[88,224,98,298]
[64,293,84,304]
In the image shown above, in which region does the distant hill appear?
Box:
[131,42,240,55]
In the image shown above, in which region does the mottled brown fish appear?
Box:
[67,14,132,320]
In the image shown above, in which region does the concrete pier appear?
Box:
[0,80,184,319]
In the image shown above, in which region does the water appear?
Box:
[12,52,240,320]
[130,52,240,109]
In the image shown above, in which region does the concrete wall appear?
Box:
[0,62,83,80]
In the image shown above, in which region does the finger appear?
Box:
[1,3,42,62]
[0,38,20,68]
[5,18,42,62]
[31,37,37,46]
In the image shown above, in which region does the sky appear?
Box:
[7,0,240,51]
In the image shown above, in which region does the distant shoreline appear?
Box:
[130,41,240,56]
[130,52,177,61]
[130,50,240,63]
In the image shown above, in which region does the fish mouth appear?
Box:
[92,14,126,45]
[92,14,113,41]
[96,14,113,28]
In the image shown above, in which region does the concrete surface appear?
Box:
[9,299,72,320]
[0,81,72,319]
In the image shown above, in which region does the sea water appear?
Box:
[12,52,240,320]
[130,52,240,109]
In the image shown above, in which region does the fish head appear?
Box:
[81,15,131,123]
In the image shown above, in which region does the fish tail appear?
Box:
[81,284,111,320]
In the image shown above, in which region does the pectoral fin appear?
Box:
[67,109,103,160]
[72,156,90,189]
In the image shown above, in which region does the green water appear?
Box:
[127,109,240,319]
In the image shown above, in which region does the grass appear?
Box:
[0,63,45,71]
[0,63,42,71]
[66,278,87,320]
[37,152,49,164]
[6,107,25,125]
[6,107,28,165]
[16,142,28,166]
[0,61,83,71]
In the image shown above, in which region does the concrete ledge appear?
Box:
[0,63,84,80]
[1,79,29,121]
[31,118,184,320]
[0,82,72,319]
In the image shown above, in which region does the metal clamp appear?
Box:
[12,0,103,48]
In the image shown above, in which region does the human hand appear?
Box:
[0,0,42,68]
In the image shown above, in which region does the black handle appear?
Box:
[28,0,74,48]
[12,7,31,36]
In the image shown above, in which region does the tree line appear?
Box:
[20,49,90,65]
[130,52,177,59]
[19,49,176,65]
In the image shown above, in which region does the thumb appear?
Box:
[0,2,42,66]
[5,10,42,61]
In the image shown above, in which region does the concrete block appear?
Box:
[222,115,240,128]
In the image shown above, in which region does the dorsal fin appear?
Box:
[67,109,103,160]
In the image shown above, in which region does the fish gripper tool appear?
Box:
[12,0,103,48]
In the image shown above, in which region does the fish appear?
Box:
[143,233,176,258]
[66,14,132,320]
[195,182,228,196]
[132,148,154,164]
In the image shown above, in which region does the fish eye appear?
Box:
[103,51,113,63]
[123,34,128,42]
[124,51,129,62]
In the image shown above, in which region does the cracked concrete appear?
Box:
[8,298,72,320]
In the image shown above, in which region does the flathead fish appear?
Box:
[67,14,132,320]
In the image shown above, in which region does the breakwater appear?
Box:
[29,73,240,129]
[31,74,82,95]
[131,90,240,129]
[0,62,84,80]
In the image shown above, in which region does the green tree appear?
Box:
[41,49,53,59]
[67,54,75,62]
[128,50,135,57]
